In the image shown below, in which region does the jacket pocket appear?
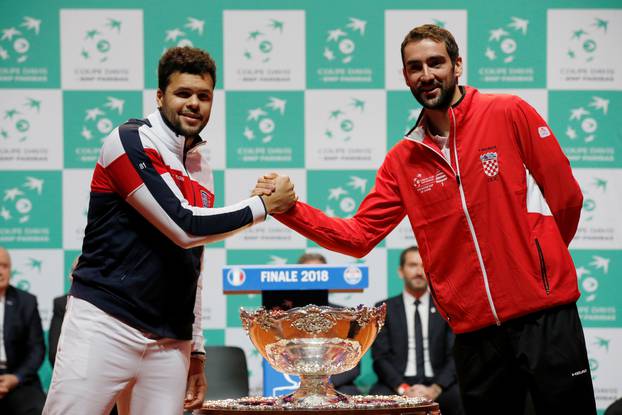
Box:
[428,279,451,321]
[535,238,550,295]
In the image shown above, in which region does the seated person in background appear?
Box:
[0,246,46,415]
[371,246,463,415]
[263,252,361,395]
[262,253,329,310]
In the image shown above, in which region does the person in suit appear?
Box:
[371,246,463,415]
[0,246,46,415]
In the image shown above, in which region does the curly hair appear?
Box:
[158,46,217,91]
[400,24,460,66]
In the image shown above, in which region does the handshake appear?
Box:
[252,172,297,215]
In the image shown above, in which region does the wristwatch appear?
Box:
[396,383,410,396]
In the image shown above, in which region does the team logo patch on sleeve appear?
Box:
[538,126,551,138]
[480,152,499,177]
[200,190,214,208]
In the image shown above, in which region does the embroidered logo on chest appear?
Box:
[413,170,447,193]
[480,152,499,178]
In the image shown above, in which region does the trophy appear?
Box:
[240,304,386,407]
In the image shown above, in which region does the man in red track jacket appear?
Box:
[257,25,596,415]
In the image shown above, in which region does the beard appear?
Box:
[411,73,458,111]
[160,105,206,137]
[405,276,428,293]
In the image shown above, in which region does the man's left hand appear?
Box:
[184,357,207,410]
[0,374,19,398]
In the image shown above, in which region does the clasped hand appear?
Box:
[252,172,297,214]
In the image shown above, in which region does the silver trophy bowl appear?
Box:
[240,304,386,407]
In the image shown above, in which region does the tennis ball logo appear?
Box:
[567,18,608,63]
[1,97,41,143]
[81,97,125,142]
[324,176,368,218]
[323,18,366,64]
[324,98,365,142]
[244,19,284,64]
[0,176,44,224]
[484,17,529,64]
[0,16,41,64]
[565,96,609,143]
[576,255,609,303]
[243,97,286,144]
[163,17,205,49]
[81,18,122,63]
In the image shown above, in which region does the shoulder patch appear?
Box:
[538,126,551,138]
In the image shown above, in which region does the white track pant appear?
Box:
[43,296,191,415]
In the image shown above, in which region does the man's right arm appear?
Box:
[95,123,293,249]
[273,160,406,258]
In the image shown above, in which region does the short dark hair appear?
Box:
[400,24,459,66]
[399,246,420,268]
[158,47,217,92]
[297,253,327,265]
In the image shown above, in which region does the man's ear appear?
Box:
[156,89,164,108]
[453,56,463,79]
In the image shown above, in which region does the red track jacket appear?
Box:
[275,86,583,334]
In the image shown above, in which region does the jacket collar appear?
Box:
[146,110,205,160]
[405,85,477,143]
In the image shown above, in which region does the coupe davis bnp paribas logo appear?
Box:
[484,17,529,64]
[1,97,41,143]
[11,256,43,292]
[550,91,621,168]
[324,176,368,218]
[581,176,607,223]
[567,17,609,63]
[0,16,41,64]
[65,91,141,168]
[565,96,609,144]
[243,19,284,64]
[322,18,366,65]
[324,98,366,142]
[477,15,539,85]
[1,176,44,225]
[243,97,286,144]
[588,336,610,381]
[163,17,204,49]
[228,92,303,167]
[80,96,125,143]
[80,17,123,63]
[576,254,610,303]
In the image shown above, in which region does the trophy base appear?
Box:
[199,395,439,414]
[279,375,349,407]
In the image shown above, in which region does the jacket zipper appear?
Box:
[449,108,500,325]
[410,112,501,325]
[534,239,550,295]
[183,139,207,207]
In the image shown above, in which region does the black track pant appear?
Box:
[453,303,596,415]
